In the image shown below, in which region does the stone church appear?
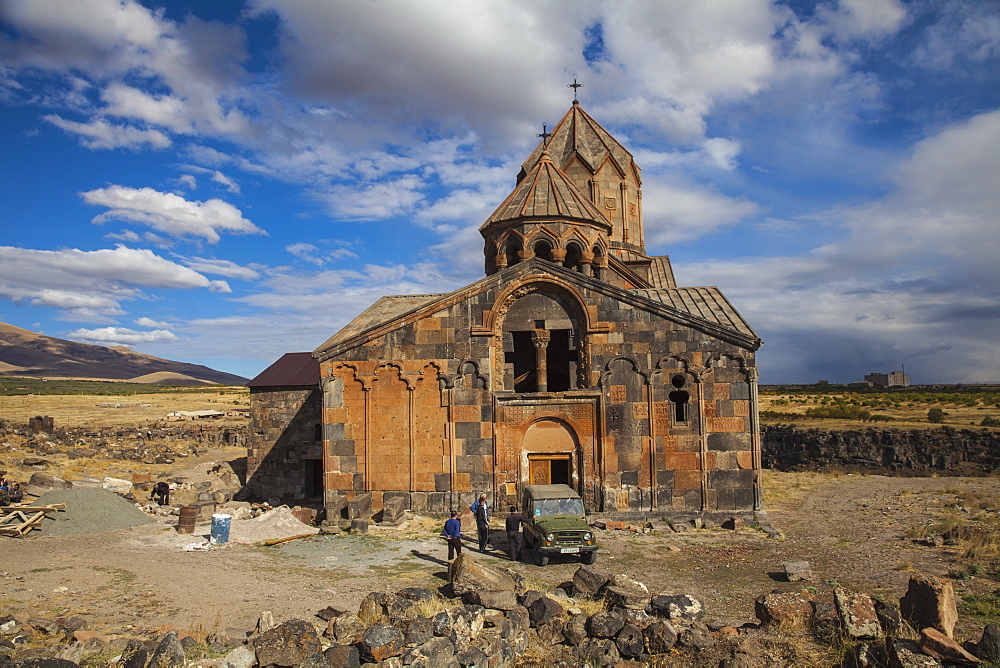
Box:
[247,99,763,518]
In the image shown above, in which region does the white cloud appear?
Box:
[680,109,1000,383]
[642,180,759,247]
[285,243,324,266]
[44,114,171,149]
[81,185,265,243]
[913,1,1000,70]
[183,256,261,280]
[819,0,907,42]
[135,316,171,329]
[211,170,240,194]
[0,244,230,319]
[176,174,197,189]
[68,326,178,345]
[318,175,425,221]
[101,82,190,132]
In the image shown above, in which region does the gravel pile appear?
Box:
[30,488,156,536]
[229,506,318,544]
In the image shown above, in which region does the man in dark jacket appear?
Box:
[150,481,170,506]
[505,506,527,561]
[472,494,490,552]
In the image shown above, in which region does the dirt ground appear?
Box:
[3,454,998,647]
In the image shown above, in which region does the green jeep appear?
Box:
[522,484,598,566]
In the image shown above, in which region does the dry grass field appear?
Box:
[0,386,249,429]
[759,387,1000,431]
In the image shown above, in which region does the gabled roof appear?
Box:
[632,287,757,339]
[314,259,760,361]
[521,101,638,181]
[247,352,320,388]
[481,150,611,231]
[314,294,445,353]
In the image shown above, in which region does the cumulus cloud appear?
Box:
[68,326,178,345]
[44,114,171,149]
[681,109,1000,383]
[0,244,230,319]
[183,256,261,280]
[135,317,171,329]
[318,175,426,221]
[81,185,265,243]
[642,180,759,247]
[211,170,240,194]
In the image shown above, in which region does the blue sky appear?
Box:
[1,0,998,384]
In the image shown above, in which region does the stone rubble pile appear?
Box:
[4,560,999,667]
[1,421,246,470]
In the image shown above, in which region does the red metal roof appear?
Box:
[246,352,320,388]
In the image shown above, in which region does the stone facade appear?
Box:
[246,386,323,499]
[250,100,763,516]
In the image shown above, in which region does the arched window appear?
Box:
[533,240,553,262]
[668,375,690,423]
[505,242,520,268]
[564,242,583,272]
[592,245,605,280]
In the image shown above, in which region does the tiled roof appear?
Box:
[647,256,676,288]
[313,294,445,353]
[521,101,637,179]
[481,151,610,229]
[631,287,757,339]
[247,352,319,387]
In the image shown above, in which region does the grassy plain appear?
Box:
[0,379,249,428]
[759,385,1000,431]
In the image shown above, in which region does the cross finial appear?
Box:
[537,122,552,146]
[568,76,583,101]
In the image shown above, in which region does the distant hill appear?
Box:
[0,322,247,385]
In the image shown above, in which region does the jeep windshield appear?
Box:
[533,497,584,517]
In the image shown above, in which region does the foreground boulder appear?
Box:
[920,627,980,665]
[754,591,812,627]
[253,619,322,666]
[358,624,404,662]
[572,566,612,597]
[450,554,523,597]
[899,574,958,638]
[834,588,881,640]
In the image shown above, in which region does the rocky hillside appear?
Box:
[0,322,246,385]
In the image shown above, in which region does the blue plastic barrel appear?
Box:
[210,513,231,544]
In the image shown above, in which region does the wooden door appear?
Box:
[528,454,571,486]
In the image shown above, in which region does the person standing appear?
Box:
[9,482,23,505]
[443,510,463,560]
[505,505,527,561]
[471,494,491,552]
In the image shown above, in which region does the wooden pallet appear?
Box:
[0,504,67,536]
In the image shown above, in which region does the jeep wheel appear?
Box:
[581,550,596,565]
[535,550,549,567]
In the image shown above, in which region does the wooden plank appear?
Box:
[0,505,63,537]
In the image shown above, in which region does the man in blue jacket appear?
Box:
[443,510,463,560]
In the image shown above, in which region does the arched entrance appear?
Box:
[521,418,579,488]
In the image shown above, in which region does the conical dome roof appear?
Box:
[520,100,638,183]
[480,150,611,230]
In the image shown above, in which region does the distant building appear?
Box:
[864,371,910,387]
[165,410,225,420]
